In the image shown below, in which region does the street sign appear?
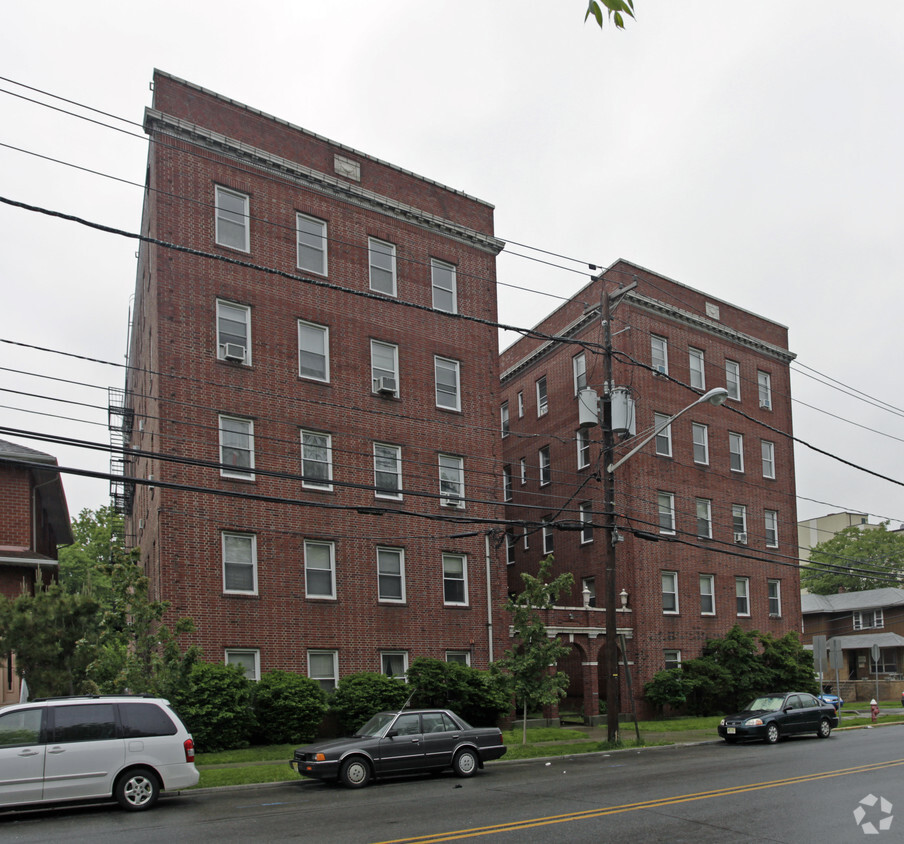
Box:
[812,635,827,673]
[828,638,844,670]
[871,643,881,664]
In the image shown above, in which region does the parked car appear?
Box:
[718,692,839,744]
[818,692,843,711]
[290,708,506,788]
[0,695,199,812]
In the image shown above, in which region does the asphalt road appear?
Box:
[3,727,902,843]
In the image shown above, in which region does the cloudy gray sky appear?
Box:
[2,1,902,533]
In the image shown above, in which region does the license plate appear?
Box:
[727,727,736,734]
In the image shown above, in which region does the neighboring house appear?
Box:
[119,71,508,686]
[797,511,878,564]
[499,261,800,721]
[0,438,73,704]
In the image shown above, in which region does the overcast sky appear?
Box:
[2,1,902,534]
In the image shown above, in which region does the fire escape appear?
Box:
[108,386,135,547]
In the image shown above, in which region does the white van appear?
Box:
[0,695,199,811]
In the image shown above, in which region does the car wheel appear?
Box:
[817,718,832,738]
[453,748,479,778]
[764,723,780,744]
[114,767,160,811]
[339,757,372,788]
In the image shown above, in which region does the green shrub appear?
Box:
[406,657,511,726]
[252,670,327,744]
[328,672,409,734]
[172,662,256,751]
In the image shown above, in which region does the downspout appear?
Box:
[485,532,494,662]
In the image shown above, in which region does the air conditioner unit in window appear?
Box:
[655,365,667,376]
[376,376,397,395]
[223,343,246,362]
[734,532,747,544]
[760,400,772,410]
[441,497,464,508]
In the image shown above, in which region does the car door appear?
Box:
[782,695,807,734]
[376,713,425,774]
[797,694,822,731]
[0,707,45,806]
[420,712,460,768]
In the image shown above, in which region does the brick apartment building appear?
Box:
[120,71,508,686]
[499,261,801,720]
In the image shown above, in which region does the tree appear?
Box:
[801,522,904,594]
[585,0,635,30]
[57,505,124,600]
[492,557,574,744]
[406,657,511,727]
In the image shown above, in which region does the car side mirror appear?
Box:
[386,729,398,739]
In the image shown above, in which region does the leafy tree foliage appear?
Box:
[251,671,328,744]
[801,522,904,594]
[406,657,511,727]
[57,505,123,600]
[585,0,635,30]
[328,672,411,735]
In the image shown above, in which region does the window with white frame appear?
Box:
[580,501,593,544]
[501,402,509,437]
[434,356,461,410]
[542,517,554,555]
[517,391,524,418]
[222,532,257,594]
[700,574,715,615]
[219,415,255,479]
[853,609,884,630]
[217,300,250,363]
[582,576,596,607]
[308,650,338,692]
[298,320,330,382]
[431,259,457,313]
[728,432,744,472]
[692,423,709,465]
[301,430,332,490]
[725,360,741,401]
[654,413,672,457]
[577,428,591,469]
[732,504,748,544]
[538,446,551,486]
[368,237,397,296]
[761,440,776,479]
[757,371,772,410]
[438,454,464,507]
[377,547,405,602]
[371,340,399,396]
[445,651,470,665]
[696,498,712,539]
[215,186,249,252]
[768,580,781,617]
[304,539,335,599]
[658,491,676,534]
[225,649,259,681]
[764,509,779,547]
[381,651,408,679]
[689,347,705,390]
[503,465,512,502]
[297,212,328,275]
[442,553,468,605]
[374,443,402,499]
[662,571,679,613]
[664,650,682,670]
[505,530,515,564]
[735,577,750,616]
[651,335,668,375]
[536,376,548,416]
[523,527,529,550]
[519,457,526,485]
[573,353,587,394]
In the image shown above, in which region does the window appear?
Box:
[728,432,744,472]
[768,580,781,617]
[369,237,396,296]
[374,443,402,499]
[760,440,776,479]
[692,423,709,465]
[297,213,327,275]
[582,577,596,607]
[0,708,41,748]
[371,340,399,396]
[725,360,740,401]
[764,510,779,547]
[445,651,470,666]
[225,649,260,681]
[431,259,457,313]
[439,454,464,507]
[539,446,551,486]
[381,651,408,679]
[662,571,679,614]
[735,577,750,616]
[542,517,554,554]
[580,501,593,544]
[664,650,682,670]
[732,504,748,544]
[505,531,515,564]
[700,574,715,615]
[658,491,676,534]
[536,376,548,416]
[217,300,250,363]
[219,415,254,479]
[298,320,329,382]
[52,704,116,743]
[308,650,338,692]
[517,391,524,418]
[689,348,705,390]
[758,371,772,410]
[854,609,884,630]
[222,532,257,594]
[577,428,591,469]
[442,553,468,605]
[523,527,529,550]
[651,335,668,375]
[304,539,336,598]
[573,353,587,394]
[301,430,332,490]
[654,413,672,457]
[503,466,512,502]
[873,649,897,674]
[696,498,712,539]
[377,547,405,602]
[520,457,527,485]
[501,402,509,437]
[434,356,461,410]
[215,186,249,251]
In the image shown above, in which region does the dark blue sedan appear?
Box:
[718,692,839,744]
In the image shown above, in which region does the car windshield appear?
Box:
[355,713,398,737]
[745,696,785,712]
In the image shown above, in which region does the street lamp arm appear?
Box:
[606,387,728,473]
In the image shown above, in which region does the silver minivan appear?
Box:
[0,695,199,811]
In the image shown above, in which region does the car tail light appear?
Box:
[184,738,195,763]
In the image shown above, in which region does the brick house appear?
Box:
[120,71,508,686]
[0,438,72,704]
[499,261,800,721]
